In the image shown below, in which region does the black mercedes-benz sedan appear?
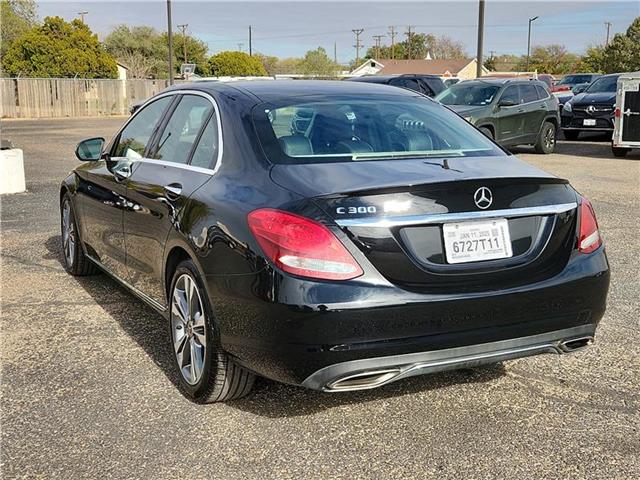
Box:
[61,80,610,402]
[561,73,620,140]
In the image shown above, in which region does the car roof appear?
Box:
[175,79,420,102]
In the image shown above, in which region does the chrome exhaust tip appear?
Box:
[559,336,594,353]
[326,368,402,392]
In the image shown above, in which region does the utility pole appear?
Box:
[166,0,174,85]
[334,42,338,64]
[77,11,88,23]
[249,25,253,56]
[237,43,244,52]
[405,26,414,60]
[526,16,539,71]
[177,24,188,64]
[476,0,485,77]
[372,35,385,60]
[604,21,612,46]
[352,29,364,65]
[388,26,397,59]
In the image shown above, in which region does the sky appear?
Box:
[36,0,640,63]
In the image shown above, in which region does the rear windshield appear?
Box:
[436,83,501,106]
[253,95,504,164]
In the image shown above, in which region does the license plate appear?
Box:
[583,119,596,126]
[443,218,513,264]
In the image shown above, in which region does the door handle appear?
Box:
[517,109,525,113]
[112,164,132,182]
[164,183,182,200]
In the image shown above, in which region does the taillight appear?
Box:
[247,209,363,280]
[578,198,602,254]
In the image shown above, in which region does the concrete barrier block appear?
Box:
[0,148,26,194]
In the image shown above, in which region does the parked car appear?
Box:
[435,78,560,153]
[561,73,620,140]
[346,74,445,97]
[536,74,556,90]
[552,73,601,94]
[62,80,609,402]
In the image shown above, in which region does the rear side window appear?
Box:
[520,84,538,103]
[114,96,172,158]
[151,94,213,165]
[253,94,505,164]
[190,117,219,169]
[535,85,549,100]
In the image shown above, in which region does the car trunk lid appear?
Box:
[271,157,578,292]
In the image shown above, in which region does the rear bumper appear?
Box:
[303,324,595,391]
[208,248,609,388]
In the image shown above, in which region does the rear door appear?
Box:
[495,85,524,144]
[520,83,547,142]
[123,92,221,305]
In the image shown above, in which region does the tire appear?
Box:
[535,122,557,154]
[612,146,630,158]
[479,127,494,140]
[169,259,255,402]
[563,130,580,141]
[60,193,98,276]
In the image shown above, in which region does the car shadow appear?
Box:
[45,234,508,417]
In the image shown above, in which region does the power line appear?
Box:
[352,28,364,65]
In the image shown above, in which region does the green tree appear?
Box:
[364,33,466,61]
[207,51,267,76]
[580,17,640,73]
[162,31,209,75]
[516,44,581,74]
[0,0,37,58]
[104,25,168,78]
[483,56,497,71]
[2,16,117,78]
[298,47,338,76]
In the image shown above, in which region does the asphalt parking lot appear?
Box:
[1,117,639,479]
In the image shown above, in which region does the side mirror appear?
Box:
[75,137,105,161]
[572,85,586,94]
[497,98,518,108]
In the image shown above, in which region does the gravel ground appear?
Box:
[1,117,639,479]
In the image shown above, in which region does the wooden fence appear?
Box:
[1,78,171,118]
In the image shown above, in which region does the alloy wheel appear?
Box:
[544,125,556,150]
[171,274,207,385]
[62,199,76,267]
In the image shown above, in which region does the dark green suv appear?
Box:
[435,78,560,154]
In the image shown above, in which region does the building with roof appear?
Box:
[350,58,489,80]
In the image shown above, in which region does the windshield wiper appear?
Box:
[351,150,467,161]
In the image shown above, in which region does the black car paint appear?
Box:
[62,80,609,389]
[561,74,620,133]
[346,74,446,97]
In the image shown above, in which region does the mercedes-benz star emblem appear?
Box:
[586,105,596,115]
[474,187,493,210]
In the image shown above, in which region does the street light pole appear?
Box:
[167,0,174,85]
[476,0,485,78]
[526,16,539,72]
